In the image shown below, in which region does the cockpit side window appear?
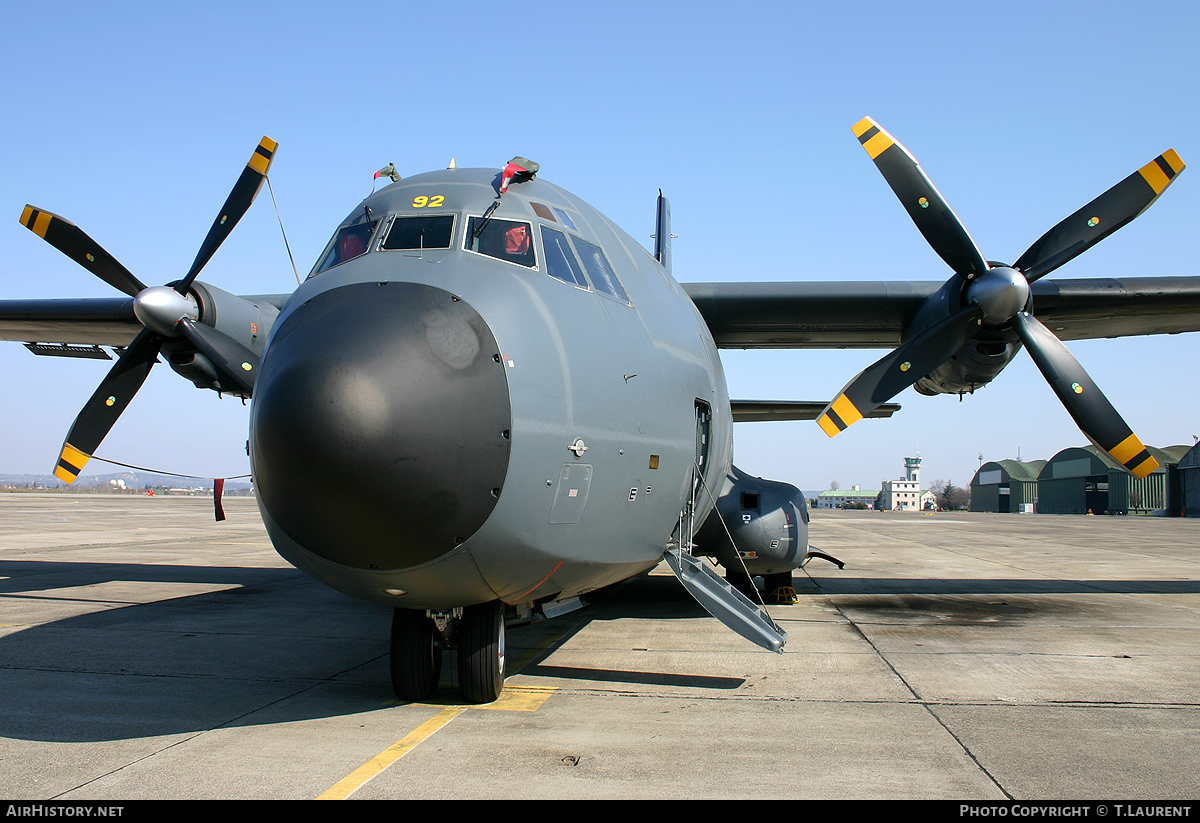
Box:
[465,217,536,267]
[553,208,579,231]
[541,226,589,288]
[312,220,379,275]
[570,235,629,304]
[382,215,455,250]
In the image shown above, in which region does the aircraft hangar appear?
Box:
[970,446,1192,515]
[1177,441,1200,517]
[1033,444,1188,515]
[969,459,1046,513]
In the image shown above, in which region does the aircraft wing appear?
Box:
[683,276,1200,349]
[4,277,1197,350]
[0,297,141,347]
[4,278,1198,351]
[0,295,291,347]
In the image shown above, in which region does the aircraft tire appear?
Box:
[390,608,442,701]
[457,600,505,703]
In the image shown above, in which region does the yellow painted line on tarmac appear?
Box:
[319,612,578,799]
[318,706,465,800]
[477,684,556,711]
[318,686,558,799]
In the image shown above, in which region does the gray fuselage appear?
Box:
[248,168,732,610]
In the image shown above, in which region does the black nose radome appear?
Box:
[251,282,512,570]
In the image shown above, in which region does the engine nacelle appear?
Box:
[694,465,808,576]
[903,273,1028,397]
[165,282,281,395]
[914,327,1022,396]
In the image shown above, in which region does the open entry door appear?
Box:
[663,400,788,654]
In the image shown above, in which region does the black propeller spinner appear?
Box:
[817,118,1184,479]
[20,137,278,483]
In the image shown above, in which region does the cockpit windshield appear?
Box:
[383,215,455,250]
[312,220,378,275]
[465,217,536,267]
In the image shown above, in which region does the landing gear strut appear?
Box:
[389,601,507,704]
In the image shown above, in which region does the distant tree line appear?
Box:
[928,478,969,510]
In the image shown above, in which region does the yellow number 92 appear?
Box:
[412,195,445,208]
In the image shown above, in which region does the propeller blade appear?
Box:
[20,205,147,296]
[853,117,989,279]
[176,317,259,396]
[176,136,278,294]
[817,303,984,437]
[1015,150,1185,283]
[53,328,163,483]
[1012,312,1159,478]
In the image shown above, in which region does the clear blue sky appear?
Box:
[2,0,1197,492]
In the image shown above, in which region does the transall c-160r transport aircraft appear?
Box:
[3,118,1198,703]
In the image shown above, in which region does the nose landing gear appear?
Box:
[390,601,507,704]
[389,609,443,702]
[456,601,506,704]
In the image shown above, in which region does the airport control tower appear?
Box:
[882,456,924,510]
[904,456,921,485]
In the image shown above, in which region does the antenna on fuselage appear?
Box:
[652,189,675,274]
